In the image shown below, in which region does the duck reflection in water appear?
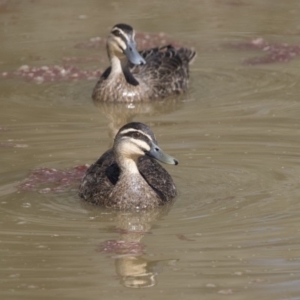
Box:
[87,205,178,288]
[115,255,178,288]
[93,98,184,142]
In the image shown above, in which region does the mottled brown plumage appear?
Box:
[79,122,178,210]
[92,24,196,102]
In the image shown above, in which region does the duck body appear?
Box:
[79,122,178,210]
[79,149,176,210]
[92,24,196,102]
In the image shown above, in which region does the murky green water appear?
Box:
[1,0,300,299]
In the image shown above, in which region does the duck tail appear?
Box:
[177,47,197,65]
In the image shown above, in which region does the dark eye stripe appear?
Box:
[125,131,143,139]
[119,127,154,142]
[112,30,129,46]
[122,131,151,144]
[119,34,128,45]
[112,29,121,36]
[118,131,151,153]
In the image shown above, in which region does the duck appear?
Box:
[79,122,178,210]
[92,23,196,102]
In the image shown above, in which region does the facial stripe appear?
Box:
[118,34,129,46]
[111,28,130,43]
[112,23,133,33]
[119,128,153,142]
[114,37,127,51]
[130,139,151,152]
[118,137,151,157]
[111,29,128,52]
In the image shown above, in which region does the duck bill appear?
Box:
[124,40,146,65]
[147,144,178,165]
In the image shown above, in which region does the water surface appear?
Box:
[1,1,300,299]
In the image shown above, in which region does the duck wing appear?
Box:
[138,155,177,203]
[78,149,120,203]
[131,45,196,96]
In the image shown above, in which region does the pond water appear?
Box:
[1,0,300,299]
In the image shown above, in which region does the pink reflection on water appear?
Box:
[227,37,300,65]
[1,31,186,84]
[18,165,89,193]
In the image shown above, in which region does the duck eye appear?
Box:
[132,132,141,139]
[112,30,121,37]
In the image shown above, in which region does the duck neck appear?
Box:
[108,49,139,86]
[116,155,140,177]
[109,55,123,75]
[122,62,139,86]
